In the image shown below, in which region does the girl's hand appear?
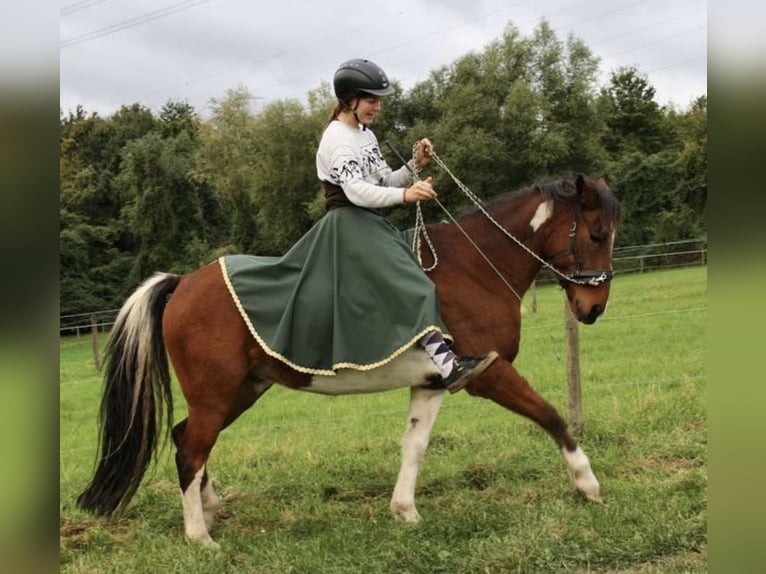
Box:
[414,138,434,168]
[403,176,437,203]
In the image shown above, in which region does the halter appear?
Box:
[395,142,614,291]
[543,203,614,287]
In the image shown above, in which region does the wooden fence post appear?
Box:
[91,315,101,371]
[564,300,582,433]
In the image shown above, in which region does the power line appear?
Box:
[588,6,707,49]
[602,24,707,60]
[61,0,112,17]
[646,54,706,75]
[199,0,597,111]
[129,0,477,105]
[215,1,705,113]
[60,0,215,49]
[132,0,413,102]
[62,0,706,114]
[385,1,705,92]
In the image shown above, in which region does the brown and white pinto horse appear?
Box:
[77,174,619,547]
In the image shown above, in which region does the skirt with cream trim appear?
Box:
[220,206,451,376]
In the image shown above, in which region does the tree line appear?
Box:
[60,21,706,318]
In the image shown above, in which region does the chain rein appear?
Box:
[408,146,439,272]
[410,145,607,287]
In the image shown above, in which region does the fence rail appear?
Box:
[532,237,706,285]
[59,238,707,334]
[60,262,707,429]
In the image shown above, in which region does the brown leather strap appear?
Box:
[321,181,383,215]
[322,181,354,211]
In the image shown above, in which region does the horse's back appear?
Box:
[164,261,241,340]
[163,260,313,390]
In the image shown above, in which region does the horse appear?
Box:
[77,174,619,547]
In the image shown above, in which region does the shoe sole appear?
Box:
[446,350,499,394]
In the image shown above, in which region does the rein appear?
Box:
[394,141,612,289]
[387,142,523,303]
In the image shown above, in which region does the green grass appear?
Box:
[60,266,707,573]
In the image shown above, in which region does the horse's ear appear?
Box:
[575,174,599,208]
[576,174,585,192]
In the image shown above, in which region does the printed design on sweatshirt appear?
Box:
[330,141,387,185]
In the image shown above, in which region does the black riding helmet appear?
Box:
[333,58,394,106]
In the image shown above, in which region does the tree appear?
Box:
[194,87,261,253]
[249,97,329,253]
[159,100,200,138]
[669,95,707,237]
[60,105,159,313]
[117,129,208,282]
[599,67,673,155]
[598,70,706,244]
[607,150,680,245]
[58,20,707,318]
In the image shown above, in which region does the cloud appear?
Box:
[59,0,708,117]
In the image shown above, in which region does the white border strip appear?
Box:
[218,257,450,376]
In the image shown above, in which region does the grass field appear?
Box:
[60,266,707,573]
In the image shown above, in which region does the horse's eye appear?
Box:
[589,233,603,244]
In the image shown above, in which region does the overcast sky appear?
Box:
[60,0,708,118]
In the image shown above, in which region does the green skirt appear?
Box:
[220,207,450,375]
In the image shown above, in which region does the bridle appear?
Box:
[544,202,614,288]
[423,150,615,289]
[388,141,615,298]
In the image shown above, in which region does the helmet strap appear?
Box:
[347,96,367,130]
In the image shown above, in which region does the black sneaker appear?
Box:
[441,351,499,393]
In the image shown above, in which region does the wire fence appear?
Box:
[535,236,707,285]
[58,238,708,334]
[60,264,707,457]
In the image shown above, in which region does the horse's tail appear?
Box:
[77,272,182,516]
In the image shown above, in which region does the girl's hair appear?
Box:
[328,101,345,123]
[327,90,355,124]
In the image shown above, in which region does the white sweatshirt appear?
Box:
[316,120,413,208]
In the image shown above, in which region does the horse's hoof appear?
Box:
[201,537,221,550]
[391,504,421,523]
[187,534,221,549]
[203,511,217,530]
[585,492,603,504]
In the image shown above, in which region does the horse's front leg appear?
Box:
[390,386,446,522]
[467,360,601,502]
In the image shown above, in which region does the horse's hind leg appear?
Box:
[468,360,601,501]
[172,381,272,547]
[390,387,446,522]
[171,421,219,534]
[203,381,273,528]
[171,412,225,548]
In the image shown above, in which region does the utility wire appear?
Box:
[106,0,704,112]
[61,0,112,17]
[603,24,706,59]
[60,0,214,49]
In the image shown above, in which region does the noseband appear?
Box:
[545,203,614,287]
[396,142,614,290]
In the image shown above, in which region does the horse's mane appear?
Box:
[462,176,620,224]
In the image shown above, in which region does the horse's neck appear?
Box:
[426,200,545,296]
[476,203,544,291]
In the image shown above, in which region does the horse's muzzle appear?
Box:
[579,304,605,325]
